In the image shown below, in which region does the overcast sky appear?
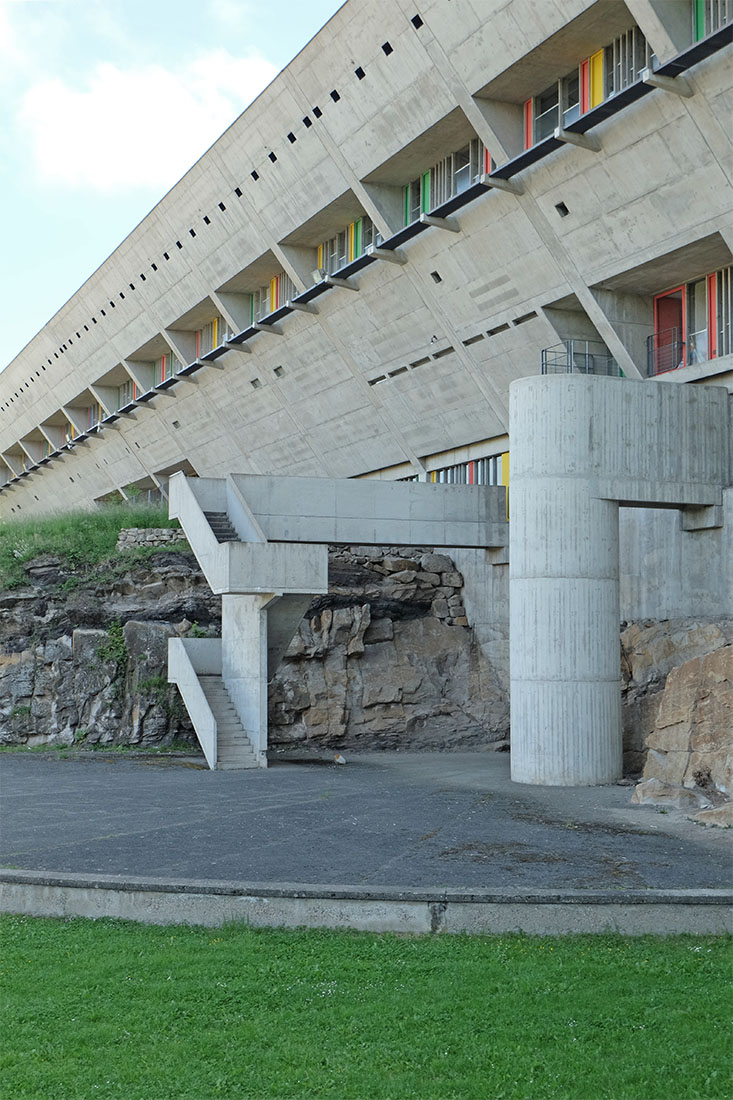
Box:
[0,0,344,370]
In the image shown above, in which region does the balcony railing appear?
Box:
[541,340,622,376]
[646,327,684,375]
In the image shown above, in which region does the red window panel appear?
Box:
[707,273,718,358]
[468,460,475,485]
[653,287,686,373]
[580,59,590,114]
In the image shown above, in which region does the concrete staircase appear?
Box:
[204,511,239,543]
[198,675,258,769]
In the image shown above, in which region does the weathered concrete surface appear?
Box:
[510,374,731,787]
[1,873,729,935]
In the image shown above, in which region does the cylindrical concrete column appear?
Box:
[509,376,622,785]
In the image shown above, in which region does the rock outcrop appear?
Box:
[631,644,732,821]
[0,543,509,754]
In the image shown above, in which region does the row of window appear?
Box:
[251,274,298,323]
[428,453,508,487]
[524,25,655,147]
[318,216,380,274]
[650,265,733,375]
[404,139,492,224]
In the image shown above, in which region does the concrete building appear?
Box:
[1,0,731,782]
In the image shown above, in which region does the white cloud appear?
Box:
[18,49,278,193]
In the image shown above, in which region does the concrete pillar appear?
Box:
[221,593,274,759]
[509,377,622,785]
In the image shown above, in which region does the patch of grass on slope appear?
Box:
[0,916,730,1100]
[0,505,175,589]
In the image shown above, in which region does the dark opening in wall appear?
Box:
[355,66,365,79]
[109,301,115,308]
[382,41,393,55]
[330,89,340,101]
[140,274,146,281]
[487,323,510,336]
[430,270,442,283]
[303,115,312,127]
[410,356,430,368]
[411,14,424,28]
[513,311,537,326]
[268,151,277,162]
[555,201,570,217]
[203,215,211,225]
[92,317,98,323]
[129,284,135,291]
[312,105,322,118]
[176,241,183,249]
[287,132,296,143]
[189,229,196,238]
[119,292,125,299]
[218,202,226,211]
[163,252,170,260]
[100,309,106,316]
[251,170,259,180]
[433,346,454,359]
[463,333,484,346]
[151,263,158,271]
[234,187,242,196]
[172,420,180,429]
[273,365,284,377]
[84,325,89,331]
[251,377,262,389]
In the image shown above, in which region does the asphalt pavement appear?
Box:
[1,751,731,891]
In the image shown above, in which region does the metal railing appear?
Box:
[646,327,684,375]
[541,340,622,376]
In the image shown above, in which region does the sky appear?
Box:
[0,0,345,370]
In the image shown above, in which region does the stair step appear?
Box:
[203,511,239,543]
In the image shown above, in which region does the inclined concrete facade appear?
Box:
[0,1,730,517]
[509,374,731,786]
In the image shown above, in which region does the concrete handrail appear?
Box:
[168,473,227,592]
[168,638,219,769]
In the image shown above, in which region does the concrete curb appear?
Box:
[2,870,730,935]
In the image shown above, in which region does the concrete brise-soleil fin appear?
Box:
[509,374,730,787]
[168,473,509,769]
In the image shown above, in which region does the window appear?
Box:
[87,403,103,429]
[154,353,182,385]
[648,266,732,374]
[403,139,491,224]
[318,216,381,273]
[693,0,732,40]
[429,453,508,486]
[118,379,138,408]
[250,273,297,321]
[195,315,231,357]
[523,26,653,149]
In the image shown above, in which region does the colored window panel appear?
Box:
[687,278,709,363]
[580,59,590,113]
[420,171,431,213]
[589,50,604,107]
[653,288,685,373]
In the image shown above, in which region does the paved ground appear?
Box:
[1,751,730,891]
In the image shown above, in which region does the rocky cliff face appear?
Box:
[0,544,509,754]
[1,542,730,778]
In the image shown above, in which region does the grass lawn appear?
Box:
[0,504,176,589]
[0,917,730,1099]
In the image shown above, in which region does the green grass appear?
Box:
[0,505,177,589]
[0,917,730,1099]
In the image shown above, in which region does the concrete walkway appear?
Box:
[1,751,730,932]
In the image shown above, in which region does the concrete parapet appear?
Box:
[1,871,730,936]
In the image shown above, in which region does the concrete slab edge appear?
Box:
[2,870,731,935]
